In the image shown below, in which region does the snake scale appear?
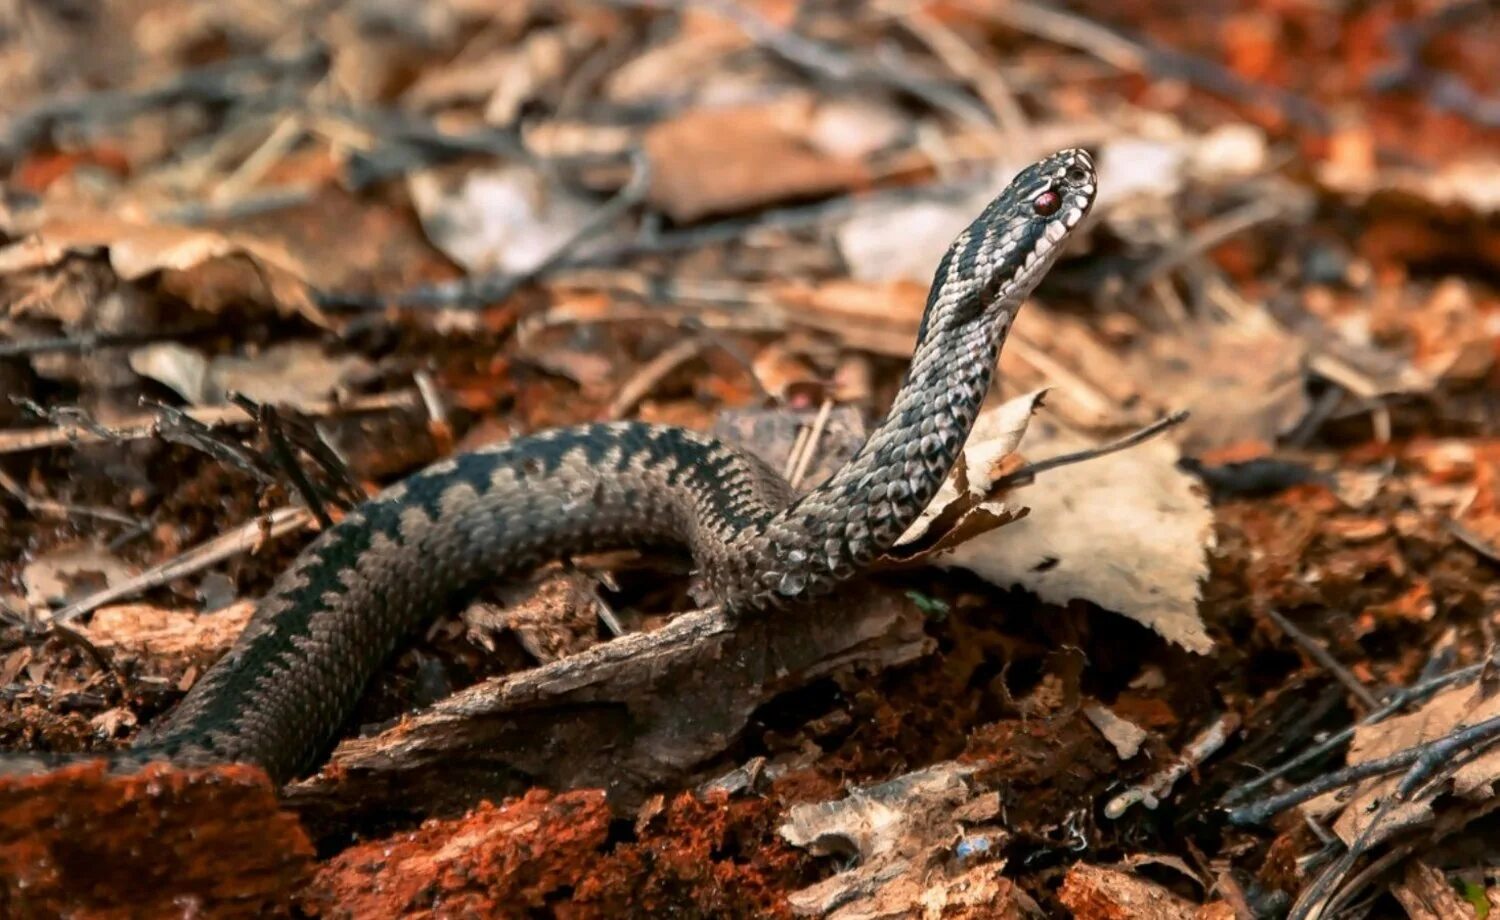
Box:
[14,149,1097,785]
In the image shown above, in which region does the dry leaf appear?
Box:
[408,163,626,276]
[1126,310,1309,453]
[0,216,327,326]
[643,99,870,222]
[937,414,1215,654]
[1304,682,1500,848]
[22,546,134,613]
[891,390,1046,556]
[129,341,374,408]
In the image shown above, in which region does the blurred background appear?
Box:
[1,2,1499,918]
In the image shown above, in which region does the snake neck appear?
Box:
[724,313,1008,607]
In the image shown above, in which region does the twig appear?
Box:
[1226,712,1500,826]
[1263,608,1382,711]
[0,47,328,162]
[230,395,335,530]
[47,622,126,701]
[788,398,835,492]
[413,371,449,429]
[0,467,137,527]
[1219,661,1485,808]
[1105,712,1241,819]
[0,328,206,360]
[606,337,707,420]
[155,184,317,226]
[623,0,993,127]
[1128,198,1290,293]
[976,0,1326,130]
[149,401,280,488]
[50,507,314,626]
[0,389,421,455]
[12,400,117,442]
[991,410,1190,491]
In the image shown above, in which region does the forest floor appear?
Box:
[1,1,1499,918]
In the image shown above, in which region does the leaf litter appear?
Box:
[0,0,1499,917]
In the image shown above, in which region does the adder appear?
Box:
[9,148,1098,785]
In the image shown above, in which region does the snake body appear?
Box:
[30,149,1097,784]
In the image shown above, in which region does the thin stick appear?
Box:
[1226,712,1500,826]
[0,468,138,527]
[1128,198,1289,292]
[789,398,835,492]
[0,390,421,455]
[233,396,334,530]
[50,507,314,626]
[1105,712,1240,819]
[1219,661,1484,807]
[1264,608,1382,711]
[991,410,1190,491]
[606,337,706,420]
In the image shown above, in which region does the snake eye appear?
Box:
[1066,167,1089,185]
[1032,191,1061,216]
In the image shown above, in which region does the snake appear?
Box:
[10,148,1097,786]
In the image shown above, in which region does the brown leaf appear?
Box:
[644,99,870,222]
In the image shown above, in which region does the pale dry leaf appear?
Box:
[22,546,134,613]
[937,414,1215,654]
[1318,156,1500,214]
[643,99,869,222]
[0,217,326,326]
[1084,703,1150,760]
[129,341,374,409]
[836,190,995,284]
[408,163,623,276]
[808,95,910,160]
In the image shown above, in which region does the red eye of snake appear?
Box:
[1032,191,1062,216]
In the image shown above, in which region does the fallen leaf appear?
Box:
[1126,310,1309,453]
[936,413,1215,654]
[1306,681,1500,848]
[891,390,1046,556]
[644,99,870,222]
[129,341,374,408]
[408,163,627,276]
[22,546,134,614]
[0,216,327,326]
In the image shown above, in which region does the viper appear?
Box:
[10,148,1097,785]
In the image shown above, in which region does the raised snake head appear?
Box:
[921,147,1098,338]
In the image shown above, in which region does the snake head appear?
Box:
[927,147,1097,331]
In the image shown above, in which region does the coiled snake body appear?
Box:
[24,149,1097,784]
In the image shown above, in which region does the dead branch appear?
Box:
[284,586,932,827]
